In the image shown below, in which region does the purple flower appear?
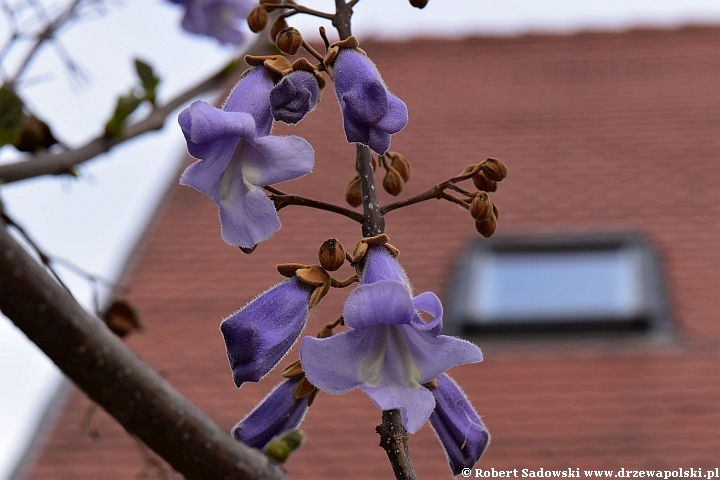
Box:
[270,71,321,125]
[179,67,314,248]
[168,0,253,46]
[232,378,310,449]
[300,246,483,433]
[332,48,408,155]
[429,374,490,475]
[221,277,313,386]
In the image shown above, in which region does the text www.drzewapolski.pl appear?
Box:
[462,468,720,479]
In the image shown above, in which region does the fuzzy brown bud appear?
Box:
[318,238,346,271]
[475,213,497,238]
[386,151,411,182]
[481,157,507,182]
[275,27,302,55]
[382,166,405,196]
[470,192,493,221]
[270,16,288,40]
[103,299,141,338]
[345,176,362,207]
[247,6,268,33]
[409,0,429,8]
[472,171,498,192]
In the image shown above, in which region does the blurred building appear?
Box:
[26,25,720,478]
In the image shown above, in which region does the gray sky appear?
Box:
[1,1,719,477]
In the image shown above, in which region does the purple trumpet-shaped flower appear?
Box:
[179,67,314,248]
[300,246,483,433]
[168,0,253,46]
[332,48,408,155]
[270,71,321,125]
[232,377,310,449]
[221,277,314,386]
[429,374,490,475]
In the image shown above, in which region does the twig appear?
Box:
[381,168,480,215]
[376,410,418,480]
[0,37,265,184]
[8,0,85,85]
[264,186,363,224]
[0,220,288,480]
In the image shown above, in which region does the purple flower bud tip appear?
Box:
[168,0,254,46]
[430,374,489,475]
[221,278,313,386]
[333,49,408,155]
[270,71,321,125]
[232,378,310,450]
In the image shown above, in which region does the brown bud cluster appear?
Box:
[381,151,411,196]
[386,151,411,182]
[466,158,506,238]
[409,0,429,8]
[276,27,303,55]
[318,238,347,271]
[474,199,499,238]
[345,176,362,207]
[247,6,268,33]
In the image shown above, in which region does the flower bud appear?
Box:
[346,176,362,207]
[318,238,347,271]
[383,166,405,196]
[472,171,497,192]
[475,213,497,238]
[103,299,141,338]
[247,6,268,33]
[270,16,288,40]
[275,27,302,55]
[386,151,411,182]
[469,192,493,222]
[481,157,507,182]
[409,0,429,8]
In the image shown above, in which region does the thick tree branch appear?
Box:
[0,222,288,480]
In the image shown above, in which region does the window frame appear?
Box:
[444,232,673,337]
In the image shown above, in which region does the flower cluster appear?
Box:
[222,240,489,472]
[176,17,490,472]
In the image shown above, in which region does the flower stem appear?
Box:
[331,3,415,480]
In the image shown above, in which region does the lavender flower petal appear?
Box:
[221,277,313,386]
[429,374,490,475]
[178,66,314,247]
[232,378,310,449]
[362,383,435,434]
[333,49,408,154]
[270,71,320,125]
[170,0,253,46]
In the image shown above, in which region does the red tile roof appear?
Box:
[28,26,720,478]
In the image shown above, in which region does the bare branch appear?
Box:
[265,185,364,224]
[0,221,289,480]
[0,54,248,183]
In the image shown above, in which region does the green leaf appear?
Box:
[263,429,306,463]
[134,58,160,104]
[104,92,143,137]
[0,85,25,147]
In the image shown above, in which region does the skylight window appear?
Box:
[445,233,672,336]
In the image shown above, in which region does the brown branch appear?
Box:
[376,410,418,480]
[265,187,364,224]
[0,222,288,480]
